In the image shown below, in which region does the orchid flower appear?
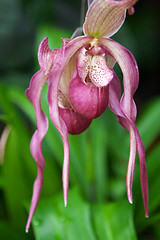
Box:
[25,0,148,232]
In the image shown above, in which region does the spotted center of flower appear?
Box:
[77,48,113,87]
[89,55,114,87]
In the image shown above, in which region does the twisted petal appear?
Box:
[47,36,93,206]
[101,38,148,216]
[25,37,63,231]
[25,70,49,232]
[99,38,138,122]
[38,37,53,70]
[108,74,137,203]
[109,73,148,217]
[83,0,138,38]
[38,37,60,76]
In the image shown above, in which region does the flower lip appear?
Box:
[59,107,92,135]
[69,72,109,119]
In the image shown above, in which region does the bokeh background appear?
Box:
[0,0,160,239]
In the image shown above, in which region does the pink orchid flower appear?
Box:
[25,0,148,232]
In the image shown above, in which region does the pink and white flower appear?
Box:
[25,0,148,232]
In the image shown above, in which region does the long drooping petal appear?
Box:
[83,0,138,38]
[25,37,60,232]
[102,39,148,216]
[108,74,137,203]
[109,73,148,217]
[99,38,138,122]
[25,70,49,232]
[47,36,94,206]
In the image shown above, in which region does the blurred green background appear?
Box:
[0,0,160,239]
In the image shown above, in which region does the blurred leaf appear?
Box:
[132,98,160,231]
[92,201,137,240]
[69,132,91,198]
[134,143,160,231]
[104,109,129,178]
[0,221,33,240]
[89,119,108,202]
[109,177,126,200]
[30,188,96,240]
[147,144,160,213]
[0,84,33,228]
[138,98,160,149]
[2,127,34,228]
[0,177,3,188]
[29,188,137,240]
[0,222,34,240]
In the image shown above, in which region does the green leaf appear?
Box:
[134,143,160,231]
[2,127,34,228]
[30,188,96,240]
[29,188,137,240]
[89,118,108,202]
[138,97,160,149]
[92,201,137,240]
[132,98,160,230]
[0,221,33,240]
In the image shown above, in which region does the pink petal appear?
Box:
[25,70,49,232]
[99,38,138,122]
[108,73,148,217]
[25,167,43,232]
[103,38,148,216]
[38,37,53,70]
[47,36,93,206]
[136,130,149,217]
[38,37,65,76]
[83,0,138,38]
